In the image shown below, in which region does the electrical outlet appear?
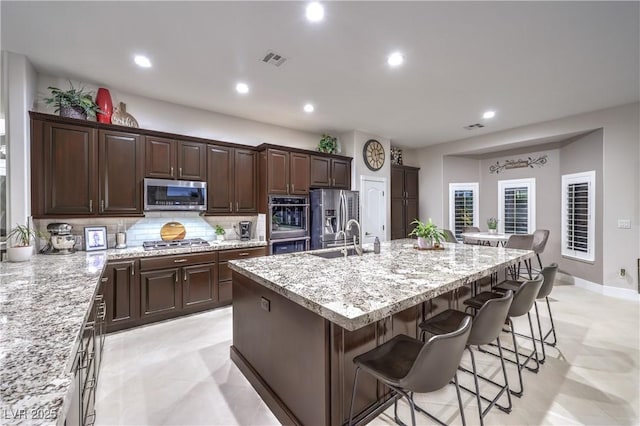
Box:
[617,219,631,229]
[620,268,626,277]
[261,297,270,312]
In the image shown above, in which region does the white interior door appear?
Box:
[360,177,387,244]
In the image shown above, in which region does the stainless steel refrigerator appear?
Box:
[310,189,359,249]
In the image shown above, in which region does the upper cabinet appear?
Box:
[310,155,351,189]
[145,136,206,181]
[206,145,257,214]
[391,165,420,239]
[266,149,310,195]
[31,117,143,217]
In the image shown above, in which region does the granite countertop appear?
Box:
[229,239,534,331]
[0,239,265,425]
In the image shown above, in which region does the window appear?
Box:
[498,178,535,234]
[449,183,479,239]
[562,171,595,262]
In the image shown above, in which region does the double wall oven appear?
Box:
[268,195,310,255]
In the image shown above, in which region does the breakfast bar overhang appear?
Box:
[229,240,533,426]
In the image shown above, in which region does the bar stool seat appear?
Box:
[419,309,470,336]
[354,334,422,383]
[463,291,500,310]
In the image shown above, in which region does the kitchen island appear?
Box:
[229,239,534,426]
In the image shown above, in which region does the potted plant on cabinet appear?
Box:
[44,83,101,120]
[6,224,42,262]
[215,225,226,241]
[487,217,499,234]
[409,218,446,249]
[317,134,337,154]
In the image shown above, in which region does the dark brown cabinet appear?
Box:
[98,130,143,215]
[183,264,217,311]
[391,165,420,239]
[218,247,268,304]
[102,260,139,333]
[140,268,182,320]
[145,136,206,181]
[207,145,257,214]
[310,155,351,189]
[266,149,310,195]
[31,118,143,217]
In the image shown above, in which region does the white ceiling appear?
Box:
[2,1,638,148]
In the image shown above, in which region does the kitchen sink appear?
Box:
[310,247,363,259]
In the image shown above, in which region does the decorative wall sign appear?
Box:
[489,154,547,174]
[391,147,403,165]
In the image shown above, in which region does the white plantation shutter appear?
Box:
[562,171,595,261]
[498,179,535,234]
[449,183,478,239]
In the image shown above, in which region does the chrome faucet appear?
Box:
[345,219,363,256]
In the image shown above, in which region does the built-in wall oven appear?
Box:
[269,195,309,255]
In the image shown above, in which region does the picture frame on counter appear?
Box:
[84,226,107,251]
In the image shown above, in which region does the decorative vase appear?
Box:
[111,102,139,128]
[217,234,225,241]
[95,88,113,124]
[488,228,497,234]
[417,237,433,249]
[7,246,33,262]
[60,106,87,120]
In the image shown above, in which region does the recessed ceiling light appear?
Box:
[306,2,324,22]
[387,52,404,67]
[134,55,152,68]
[483,110,496,119]
[304,103,314,113]
[236,83,249,94]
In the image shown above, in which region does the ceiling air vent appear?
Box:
[261,50,288,67]
[463,123,485,130]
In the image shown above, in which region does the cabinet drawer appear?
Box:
[139,252,217,271]
[218,247,267,262]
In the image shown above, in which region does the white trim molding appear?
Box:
[556,271,640,302]
[561,170,596,262]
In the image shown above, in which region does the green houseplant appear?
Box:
[44,83,101,120]
[487,217,498,234]
[408,218,446,249]
[6,223,43,262]
[215,225,226,241]
[317,134,337,154]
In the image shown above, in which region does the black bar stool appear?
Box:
[494,263,558,363]
[463,275,543,397]
[419,290,514,426]
[348,317,472,426]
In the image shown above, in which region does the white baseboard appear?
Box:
[556,272,640,302]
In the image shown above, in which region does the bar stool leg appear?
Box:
[545,296,558,347]
[496,337,513,413]
[468,347,484,426]
[453,373,467,426]
[534,302,547,364]
[509,318,524,398]
[525,312,541,373]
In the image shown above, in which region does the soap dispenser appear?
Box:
[374,237,381,254]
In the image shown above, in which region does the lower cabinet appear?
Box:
[140,268,182,321]
[218,247,268,304]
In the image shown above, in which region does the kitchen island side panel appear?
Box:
[231,271,330,425]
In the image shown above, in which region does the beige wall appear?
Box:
[416,102,639,290]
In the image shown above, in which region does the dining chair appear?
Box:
[532,229,550,270]
[442,229,460,243]
[504,234,534,279]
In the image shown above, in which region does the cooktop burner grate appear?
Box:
[142,238,210,251]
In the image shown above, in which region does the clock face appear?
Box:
[363,139,385,171]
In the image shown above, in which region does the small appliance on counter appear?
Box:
[239,221,252,241]
[45,223,76,255]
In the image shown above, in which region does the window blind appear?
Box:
[453,189,474,238]
[566,182,589,253]
[503,186,529,234]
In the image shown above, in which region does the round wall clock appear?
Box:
[363,139,385,171]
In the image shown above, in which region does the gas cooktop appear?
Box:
[142,238,210,251]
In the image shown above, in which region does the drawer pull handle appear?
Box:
[174,259,188,263]
[239,252,250,256]
[100,277,108,283]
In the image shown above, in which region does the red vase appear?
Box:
[95,88,113,123]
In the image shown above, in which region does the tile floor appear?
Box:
[96,284,639,425]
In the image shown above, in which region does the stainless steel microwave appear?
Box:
[144,178,207,211]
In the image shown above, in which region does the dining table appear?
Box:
[461,231,512,246]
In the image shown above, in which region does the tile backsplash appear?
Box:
[34,213,259,250]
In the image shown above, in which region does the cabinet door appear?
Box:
[267,149,290,194]
[310,156,331,187]
[331,158,351,189]
[183,263,218,309]
[391,167,405,198]
[103,260,139,329]
[235,149,258,213]
[140,269,182,319]
[178,141,206,181]
[207,145,234,213]
[405,198,419,237]
[290,152,310,195]
[145,136,176,179]
[391,198,406,240]
[404,168,419,199]
[43,122,97,215]
[99,130,143,215]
